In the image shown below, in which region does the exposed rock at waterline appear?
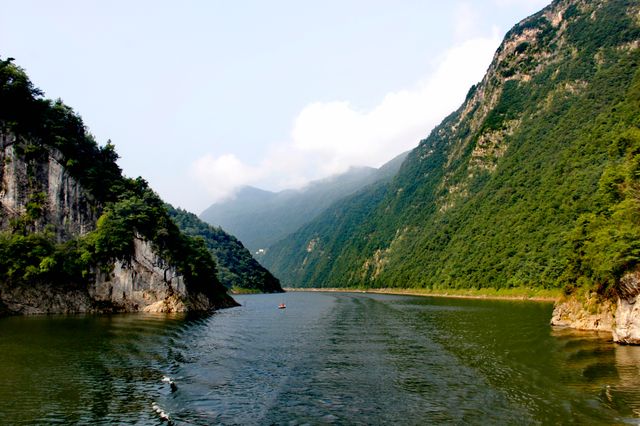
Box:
[91,237,214,314]
[91,237,187,313]
[0,236,235,315]
[612,270,640,345]
[550,294,614,333]
[0,127,235,315]
[0,282,94,315]
[551,271,640,345]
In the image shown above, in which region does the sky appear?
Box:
[1,0,549,213]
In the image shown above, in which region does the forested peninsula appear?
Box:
[0,58,277,314]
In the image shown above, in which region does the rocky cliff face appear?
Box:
[0,132,95,240]
[612,270,640,344]
[0,236,231,315]
[0,131,234,315]
[550,294,615,333]
[552,269,640,344]
[91,237,231,313]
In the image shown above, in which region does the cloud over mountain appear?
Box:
[192,32,501,205]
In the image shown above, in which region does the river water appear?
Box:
[0,292,639,424]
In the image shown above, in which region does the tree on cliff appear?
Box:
[0,56,228,303]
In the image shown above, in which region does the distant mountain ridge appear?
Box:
[200,151,408,253]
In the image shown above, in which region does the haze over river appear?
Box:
[1,292,639,424]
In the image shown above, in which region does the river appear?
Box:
[0,292,639,424]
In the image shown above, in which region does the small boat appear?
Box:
[278,303,286,309]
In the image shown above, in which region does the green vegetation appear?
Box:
[229,286,263,294]
[563,126,640,296]
[287,286,562,301]
[371,287,562,300]
[263,0,640,301]
[0,58,122,202]
[0,57,227,301]
[167,205,282,293]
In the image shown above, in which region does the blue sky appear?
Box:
[1,0,549,213]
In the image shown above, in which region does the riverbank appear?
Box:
[283,287,561,302]
[229,286,263,295]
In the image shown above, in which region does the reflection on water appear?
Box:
[610,344,640,418]
[0,292,639,424]
[0,313,192,424]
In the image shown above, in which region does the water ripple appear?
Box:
[0,293,639,424]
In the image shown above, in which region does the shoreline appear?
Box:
[283,287,560,302]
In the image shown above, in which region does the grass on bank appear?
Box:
[229,286,263,295]
[284,286,562,301]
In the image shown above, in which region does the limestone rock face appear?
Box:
[551,271,640,345]
[91,237,189,313]
[612,271,640,344]
[0,237,226,315]
[90,237,228,313]
[0,133,96,240]
[0,132,233,315]
[550,293,614,332]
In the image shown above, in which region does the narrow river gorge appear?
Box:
[1,292,639,424]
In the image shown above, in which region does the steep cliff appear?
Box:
[552,269,640,344]
[0,58,236,314]
[0,132,95,240]
[612,270,640,343]
[0,236,225,315]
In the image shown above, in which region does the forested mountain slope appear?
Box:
[262,0,640,298]
[200,151,408,253]
[168,206,282,292]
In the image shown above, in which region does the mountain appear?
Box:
[200,152,408,253]
[0,57,236,314]
[167,205,282,293]
[262,0,640,308]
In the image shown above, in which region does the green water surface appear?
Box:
[0,292,638,424]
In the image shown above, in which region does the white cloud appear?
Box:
[192,32,502,205]
[190,154,263,202]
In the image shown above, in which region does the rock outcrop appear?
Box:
[90,237,231,313]
[92,237,188,313]
[612,270,640,344]
[0,132,96,240]
[0,131,235,315]
[551,270,640,344]
[550,293,614,333]
[0,282,94,315]
[0,236,235,315]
